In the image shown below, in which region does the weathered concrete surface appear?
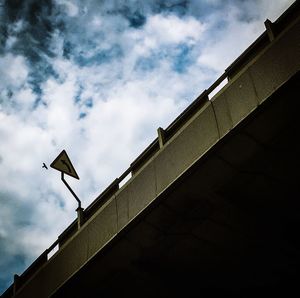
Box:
[6,4,300,298]
[210,93,232,138]
[154,101,219,193]
[250,20,300,103]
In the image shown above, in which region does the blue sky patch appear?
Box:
[74,44,123,67]
[79,112,87,119]
[85,98,93,108]
[171,43,192,73]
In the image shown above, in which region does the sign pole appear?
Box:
[61,172,84,228]
[61,172,82,208]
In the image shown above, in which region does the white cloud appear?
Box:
[91,16,103,28]
[5,36,17,50]
[0,54,28,89]
[146,14,206,45]
[127,14,205,56]
[197,5,262,73]
[195,0,295,74]
[56,0,79,17]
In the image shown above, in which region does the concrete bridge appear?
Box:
[2,1,300,297]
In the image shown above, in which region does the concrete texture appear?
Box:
[87,198,118,259]
[127,161,156,220]
[250,19,300,103]
[224,71,259,126]
[211,93,232,138]
[155,102,219,193]
[116,188,129,231]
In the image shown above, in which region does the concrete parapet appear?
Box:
[224,71,259,126]
[126,161,156,221]
[155,101,219,194]
[116,187,129,231]
[15,196,118,297]
[211,93,232,138]
[250,18,300,104]
[86,198,118,259]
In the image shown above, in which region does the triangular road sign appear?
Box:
[50,150,79,179]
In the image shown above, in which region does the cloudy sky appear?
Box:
[0,0,295,293]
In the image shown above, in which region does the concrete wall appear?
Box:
[211,16,300,138]
[14,11,300,298]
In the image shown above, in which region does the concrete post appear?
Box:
[157,127,166,149]
[13,274,19,296]
[264,19,276,41]
[76,207,84,229]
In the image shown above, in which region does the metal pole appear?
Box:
[61,172,81,208]
[61,172,84,228]
[76,207,84,229]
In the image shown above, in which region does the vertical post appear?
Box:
[76,207,84,229]
[13,274,19,296]
[264,19,276,41]
[157,127,166,149]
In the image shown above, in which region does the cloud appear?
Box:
[145,14,205,45]
[0,54,28,88]
[56,0,79,17]
[0,53,36,116]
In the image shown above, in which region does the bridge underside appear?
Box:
[53,73,300,297]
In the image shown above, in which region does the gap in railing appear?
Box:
[208,76,229,100]
[119,171,132,188]
[47,243,59,260]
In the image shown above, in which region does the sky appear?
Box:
[0,0,295,293]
